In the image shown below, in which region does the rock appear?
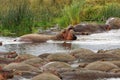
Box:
[85,61,119,72]
[47,53,76,62]
[32,72,61,80]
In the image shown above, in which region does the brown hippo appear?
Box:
[32,72,61,80]
[73,23,110,35]
[16,28,77,43]
[59,69,120,80]
[47,53,76,62]
[85,61,119,72]
[106,17,120,29]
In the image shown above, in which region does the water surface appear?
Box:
[0,29,120,55]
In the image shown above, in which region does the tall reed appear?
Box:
[1,0,33,36]
[56,0,85,28]
[101,3,120,21]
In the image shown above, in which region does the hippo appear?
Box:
[16,28,77,43]
[73,23,110,35]
[106,17,120,29]
[85,61,119,72]
[32,72,61,80]
[59,69,120,80]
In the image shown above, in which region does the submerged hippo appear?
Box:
[16,28,77,43]
[73,23,110,35]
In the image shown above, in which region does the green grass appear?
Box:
[0,0,120,36]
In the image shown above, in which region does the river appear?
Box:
[0,29,120,56]
[0,29,120,80]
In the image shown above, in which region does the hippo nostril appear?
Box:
[73,35,77,40]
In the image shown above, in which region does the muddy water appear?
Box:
[0,29,120,56]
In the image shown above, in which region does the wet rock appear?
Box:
[32,72,61,80]
[47,53,76,62]
[22,58,47,67]
[106,17,120,29]
[85,61,119,72]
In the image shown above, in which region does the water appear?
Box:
[0,29,120,56]
[1,29,120,80]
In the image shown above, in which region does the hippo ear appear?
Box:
[67,25,74,31]
[61,29,66,33]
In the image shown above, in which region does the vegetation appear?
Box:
[0,0,120,36]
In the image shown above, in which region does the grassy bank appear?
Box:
[0,0,120,36]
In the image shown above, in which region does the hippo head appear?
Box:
[60,27,77,40]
